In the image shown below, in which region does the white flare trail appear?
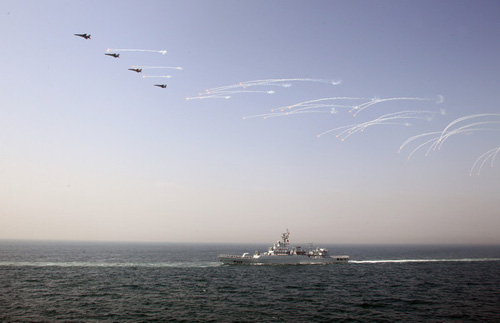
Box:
[142,75,172,79]
[186,95,231,100]
[133,66,182,70]
[106,48,167,55]
[436,114,500,144]
[433,121,500,151]
[401,126,500,160]
[470,147,500,176]
[243,97,365,119]
[317,110,436,140]
[187,78,340,100]
[398,131,442,154]
[349,97,439,117]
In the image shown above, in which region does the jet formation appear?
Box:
[76,33,172,90]
[74,33,91,39]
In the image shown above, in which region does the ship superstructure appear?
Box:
[218,229,349,265]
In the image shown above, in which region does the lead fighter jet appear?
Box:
[128,68,142,73]
[105,53,120,58]
[154,84,167,88]
[74,33,91,39]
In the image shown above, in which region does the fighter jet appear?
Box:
[128,68,142,73]
[105,53,120,58]
[74,33,91,39]
[154,84,167,89]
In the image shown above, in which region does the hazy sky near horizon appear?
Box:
[1,0,500,244]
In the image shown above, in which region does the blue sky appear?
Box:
[1,0,499,244]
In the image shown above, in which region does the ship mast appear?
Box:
[281,229,290,248]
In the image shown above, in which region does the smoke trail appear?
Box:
[398,132,442,154]
[142,75,172,79]
[318,111,437,140]
[436,114,500,144]
[249,96,444,119]
[132,66,183,70]
[186,95,231,100]
[106,48,167,55]
[434,121,500,151]
[490,147,500,167]
[246,96,442,121]
[349,96,440,117]
[187,78,340,100]
[406,136,442,160]
[207,90,275,95]
[470,147,500,176]
[477,151,493,176]
[232,78,339,89]
[242,97,366,119]
[270,97,367,113]
[401,114,500,158]
[401,127,498,160]
[243,109,335,120]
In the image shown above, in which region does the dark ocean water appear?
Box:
[1,241,499,322]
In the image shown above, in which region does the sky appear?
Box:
[1,0,499,244]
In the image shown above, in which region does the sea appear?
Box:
[1,241,499,322]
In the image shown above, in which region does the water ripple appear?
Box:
[0,261,221,268]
